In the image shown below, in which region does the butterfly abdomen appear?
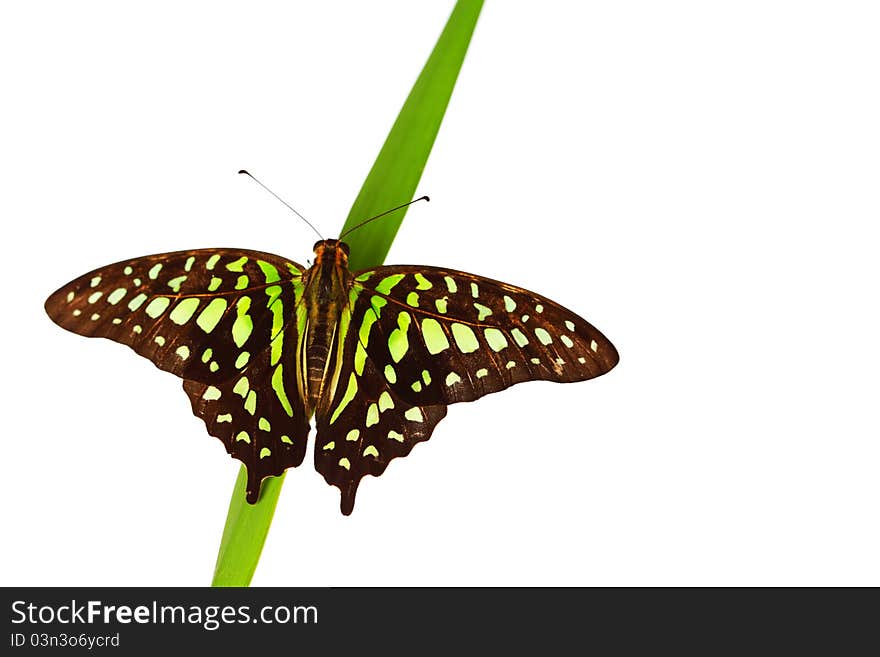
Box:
[302,253,351,412]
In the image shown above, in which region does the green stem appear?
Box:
[212,468,284,587]
[211,0,483,587]
[341,0,485,270]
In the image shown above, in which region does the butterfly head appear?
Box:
[313,239,351,267]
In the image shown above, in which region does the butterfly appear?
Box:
[45,233,618,514]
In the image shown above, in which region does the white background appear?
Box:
[1,1,878,586]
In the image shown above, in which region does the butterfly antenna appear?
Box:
[238,169,324,240]
[339,196,430,239]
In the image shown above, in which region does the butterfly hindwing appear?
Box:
[349,265,619,407]
[183,319,311,503]
[45,248,305,385]
[314,299,447,514]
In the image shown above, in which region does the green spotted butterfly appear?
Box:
[45,238,618,514]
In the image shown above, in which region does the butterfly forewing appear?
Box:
[349,266,619,407]
[45,249,305,385]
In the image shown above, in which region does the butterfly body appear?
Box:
[302,240,352,414]
[46,239,618,514]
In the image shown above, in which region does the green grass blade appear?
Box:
[211,0,483,587]
[212,469,285,587]
[342,0,484,271]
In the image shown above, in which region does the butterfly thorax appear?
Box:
[301,240,353,414]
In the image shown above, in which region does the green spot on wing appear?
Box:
[378,390,394,412]
[534,327,553,345]
[197,298,227,333]
[232,297,253,347]
[366,403,379,427]
[145,297,170,318]
[271,365,293,417]
[169,298,200,325]
[484,327,508,352]
[388,311,412,363]
[233,377,249,397]
[422,318,449,354]
[226,256,248,272]
[107,288,127,305]
[330,373,358,424]
[376,274,405,295]
[354,342,368,376]
[232,315,253,346]
[267,285,285,366]
[359,297,383,346]
[511,328,529,347]
[451,323,479,353]
[128,293,148,311]
[244,390,257,415]
[474,302,492,321]
[257,260,281,283]
[167,275,187,292]
[203,386,221,401]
